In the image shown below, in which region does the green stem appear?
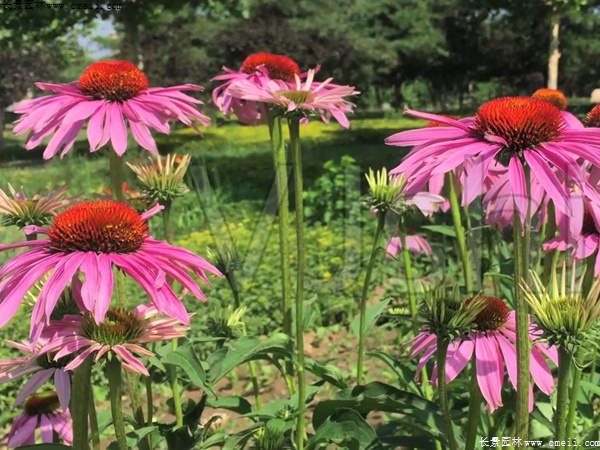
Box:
[357,212,386,384]
[268,112,293,339]
[555,348,572,446]
[566,349,583,439]
[162,201,174,243]
[398,222,418,336]
[89,386,101,450]
[397,221,434,402]
[227,270,241,309]
[161,200,184,429]
[145,375,154,448]
[126,372,147,434]
[107,357,128,450]
[289,117,306,450]
[436,338,458,450]
[109,151,124,202]
[448,173,473,293]
[168,339,184,427]
[513,169,532,440]
[71,357,93,450]
[541,202,557,286]
[465,359,483,450]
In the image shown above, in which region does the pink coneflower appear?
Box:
[12,60,210,159]
[531,89,582,129]
[0,200,220,339]
[212,52,303,124]
[409,296,557,412]
[0,184,77,229]
[588,105,600,128]
[386,234,431,257]
[0,339,71,411]
[2,391,72,448]
[226,68,358,128]
[386,97,600,222]
[40,305,188,376]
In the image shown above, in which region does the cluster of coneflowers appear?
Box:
[2,50,600,450]
[0,54,358,449]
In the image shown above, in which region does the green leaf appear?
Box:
[305,357,348,389]
[307,408,383,450]
[107,427,158,450]
[207,333,293,384]
[206,395,252,415]
[163,346,214,396]
[312,382,445,441]
[350,299,391,338]
[366,351,420,394]
[421,225,456,237]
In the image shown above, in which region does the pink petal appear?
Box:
[54,369,71,411]
[109,103,128,155]
[14,369,54,406]
[475,333,504,411]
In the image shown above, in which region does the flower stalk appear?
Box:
[268,112,294,349]
[109,151,125,202]
[71,357,93,450]
[289,116,307,450]
[436,337,458,450]
[357,210,386,384]
[107,357,128,450]
[465,360,483,450]
[555,348,572,444]
[89,388,101,450]
[447,172,473,293]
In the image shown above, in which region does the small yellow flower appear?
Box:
[322,271,332,281]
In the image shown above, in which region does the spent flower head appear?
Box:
[0,184,77,229]
[419,285,486,341]
[205,305,247,340]
[206,244,241,275]
[252,419,289,450]
[522,265,600,354]
[127,154,191,205]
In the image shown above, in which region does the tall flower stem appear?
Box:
[555,348,572,444]
[161,201,184,428]
[436,337,458,450]
[107,357,128,450]
[89,388,101,450]
[398,222,435,424]
[465,359,483,450]
[109,151,124,202]
[357,211,386,384]
[289,117,306,450]
[541,202,557,286]
[513,170,532,440]
[565,349,582,439]
[71,357,93,450]
[447,173,473,293]
[145,376,154,447]
[268,112,294,384]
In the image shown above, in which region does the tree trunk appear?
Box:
[121,13,141,67]
[547,9,560,89]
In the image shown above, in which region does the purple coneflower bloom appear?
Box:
[12,60,210,158]
[386,97,600,223]
[39,304,188,376]
[226,68,358,128]
[408,296,557,412]
[0,201,221,339]
[3,391,72,448]
[0,339,71,410]
[212,52,304,125]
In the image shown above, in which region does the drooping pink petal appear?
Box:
[54,369,71,411]
[474,333,504,411]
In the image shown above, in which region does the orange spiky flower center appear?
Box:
[48,201,147,254]
[532,88,568,110]
[24,392,60,416]
[78,60,149,102]
[475,97,563,153]
[587,105,600,128]
[240,53,300,82]
[467,296,510,331]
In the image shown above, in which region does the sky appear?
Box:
[78,17,115,59]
